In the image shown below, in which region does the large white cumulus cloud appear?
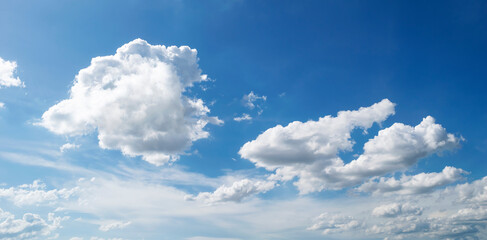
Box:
[240,99,396,169]
[38,39,222,165]
[240,99,461,193]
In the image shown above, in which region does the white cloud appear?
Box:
[98,221,131,232]
[308,205,487,240]
[60,176,196,223]
[233,113,252,122]
[240,99,461,194]
[306,176,487,239]
[1,169,485,240]
[65,174,484,240]
[358,166,467,195]
[64,171,487,239]
[50,175,323,238]
[241,99,396,169]
[0,102,4,109]
[451,206,487,221]
[0,57,23,88]
[307,212,362,235]
[372,203,423,218]
[242,91,266,110]
[185,179,275,204]
[186,237,241,240]
[70,238,125,240]
[0,180,78,206]
[0,209,66,240]
[38,39,222,166]
[452,176,487,204]
[0,140,481,240]
[60,143,80,152]
[90,238,125,240]
[365,207,487,240]
[366,215,429,238]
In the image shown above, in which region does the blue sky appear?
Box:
[0,1,486,239]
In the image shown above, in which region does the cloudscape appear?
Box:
[0,1,486,239]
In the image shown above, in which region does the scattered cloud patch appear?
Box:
[185,179,275,204]
[0,57,23,88]
[233,113,252,122]
[38,39,222,166]
[0,102,4,109]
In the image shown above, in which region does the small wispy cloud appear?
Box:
[242,91,266,110]
[60,143,80,153]
[234,113,252,122]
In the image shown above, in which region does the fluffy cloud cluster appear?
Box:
[185,179,275,204]
[99,221,131,232]
[307,212,361,235]
[358,166,467,195]
[309,205,487,240]
[308,176,487,239]
[0,180,78,206]
[453,176,487,204]
[38,39,222,165]
[240,99,461,193]
[372,203,423,218]
[186,237,241,240]
[0,209,65,239]
[70,238,125,240]
[366,209,487,240]
[0,57,23,88]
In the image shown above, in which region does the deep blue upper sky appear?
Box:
[1,0,485,176]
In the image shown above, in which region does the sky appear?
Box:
[0,0,486,239]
